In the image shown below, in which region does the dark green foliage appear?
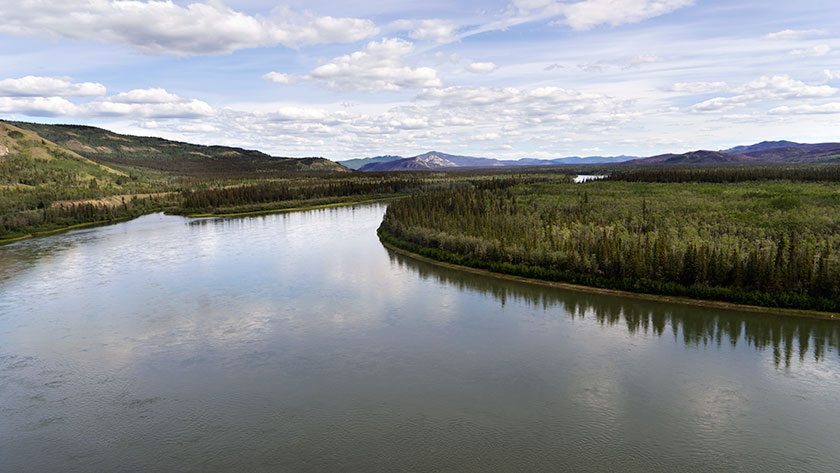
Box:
[380,180,840,312]
[607,166,840,183]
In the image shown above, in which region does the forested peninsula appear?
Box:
[379,170,840,313]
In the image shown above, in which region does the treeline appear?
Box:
[606,166,840,182]
[380,181,840,312]
[178,174,546,213]
[0,195,167,238]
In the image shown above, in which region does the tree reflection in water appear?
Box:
[387,249,839,369]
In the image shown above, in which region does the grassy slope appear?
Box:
[7,120,349,177]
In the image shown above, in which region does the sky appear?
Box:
[1,0,839,160]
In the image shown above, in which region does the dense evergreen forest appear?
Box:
[606,166,840,183]
[380,171,840,313]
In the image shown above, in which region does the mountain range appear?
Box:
[343,141,840,171]
[343,152,637,171]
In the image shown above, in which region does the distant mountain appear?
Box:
[6,120,349,177]
[356,151,638,171]
[550,155,638,165]
[623,150,758,165]
[739,143,840,163]
[339,155,403,170]
[358,152,463,171]
[722,141,801,154]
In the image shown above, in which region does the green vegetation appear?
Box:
[1,120,576,241]
[8,120,347,177]
[380,172,840,313]
[4,119,840,316]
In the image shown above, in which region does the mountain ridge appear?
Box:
[4,120,349,177]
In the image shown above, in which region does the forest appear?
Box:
[379,170,840,313]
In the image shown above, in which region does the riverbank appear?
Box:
[0,214,150,246]
[379,230,839,321]
[1,197,402,245]
[185,195,404,218]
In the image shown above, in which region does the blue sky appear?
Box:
[1,0,838,159]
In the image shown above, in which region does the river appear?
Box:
[1,203,838,472]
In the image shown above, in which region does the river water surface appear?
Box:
[1,203,839,472]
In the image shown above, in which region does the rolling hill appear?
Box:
[0,121,127,190]
[5,120,348,177]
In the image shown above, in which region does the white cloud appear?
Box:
[85,98,215,119]
[769,103,840,115]
[0,96,78,116]
[389,19,457,43]
[668,81,727,93]
[467,62,497,73]
[789,44,831,57]
[826,70,840,81]
[763,29,829,40]
[544,63,564,71]
[690,75,836,113]
[556,0,694,31]
[0,76,106,97]
[263,72,292,84]
[0,1,378,56]
[108,88,183,103]
[306,38,442,92]
[417,85,627,122]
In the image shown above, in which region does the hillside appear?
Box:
[741,143,840,163]
[722,140,801,154]
[339,155,403,170]
[623,150,758,165]
[6,121,348,177]
[0,121,127,189]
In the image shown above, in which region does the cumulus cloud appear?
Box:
[389,19,458,43]
[825,70,840,81]
[306,38,442,92]
[690,75,836,113]
[87,99,214,118]
[0,76,106,97]
[466,62,497,73]
[763,29,829,40]
[0,96,79,116]
[0,1,378,56]
[262,72,292,84]
[0,85,214,119]
[789,44,831,57]
[107,88,183,103]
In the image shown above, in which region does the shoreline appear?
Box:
[380,240,839,321]
[0,215,144,246]
[0,197,401,245]
[185,195,404,218]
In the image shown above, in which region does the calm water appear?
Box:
[1,203,839,472]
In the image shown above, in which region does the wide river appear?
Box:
[1,203,839,472]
